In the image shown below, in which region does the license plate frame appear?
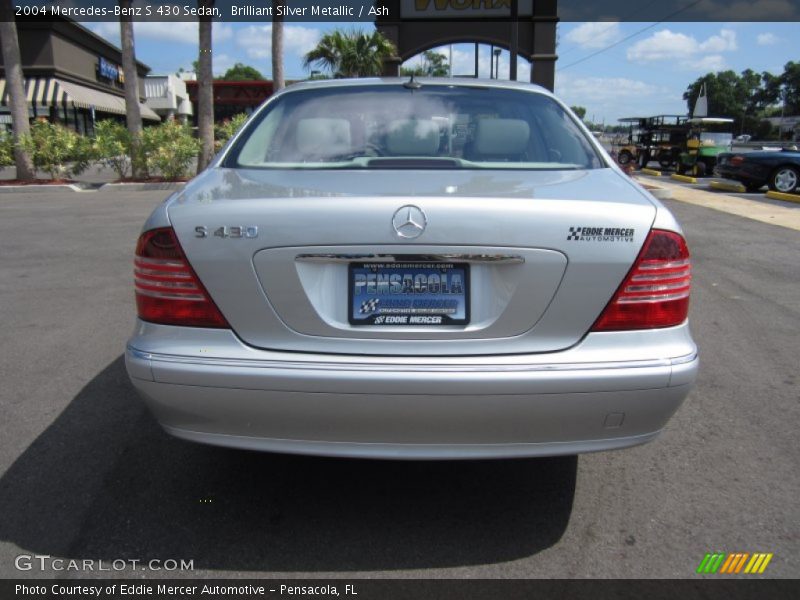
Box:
[348,262,470,326]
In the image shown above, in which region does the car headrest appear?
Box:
[386,119,440,156]
[474,119,530,157]
[296,118,351,157]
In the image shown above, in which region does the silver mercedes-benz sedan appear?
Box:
[126,78,697,459]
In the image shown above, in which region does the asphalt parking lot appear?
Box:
[0,188,798,579]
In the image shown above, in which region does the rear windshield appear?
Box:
[226,85,604,170]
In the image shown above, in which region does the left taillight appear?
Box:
[134,227,229,328]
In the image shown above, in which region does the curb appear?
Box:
[710,180,746,194]
[99,182,186,192]
[671,174,699,184]
[650,188,673,200]
[765,190,800,204]
[634,177,673,200]
[641,168,663,177]
[0,183,96,194]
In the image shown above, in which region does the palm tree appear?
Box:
[196,0,214,172]
[271,1,285,91]
[0,0,35,180]
[119,0,144,178]
[303,29,396,79]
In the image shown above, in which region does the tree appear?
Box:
[683,68,793,135]
[272,1,285,91]
[684,70,758,133]
[570,105,587,120]
[400,50,450,77]
[737,69,763,117]
[781,61,800,115]
[220,63,265,81]
[684,71,741,119]
[759,71,783,112]
[304,29,396,78]
[196,0,214,173]
[0,0,35,180]
[119,0,145,178]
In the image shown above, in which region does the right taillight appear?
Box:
[592,229,691,331]
[134,227,229,328]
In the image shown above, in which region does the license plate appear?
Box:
[349,262,470,326]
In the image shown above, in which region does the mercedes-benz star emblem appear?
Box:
[392,205,427,239]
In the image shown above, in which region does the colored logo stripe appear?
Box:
[697,553,726,574]
[697,552,773,574]
[719,553,749,573]
[745,553,773,574]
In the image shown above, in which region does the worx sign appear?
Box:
[401,0,534,18]
[378,0,558,90]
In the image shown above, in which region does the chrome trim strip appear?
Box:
[163,426,663,460]
[295,253,525,265]
[127,344,697,374]
[128,347,153,360]
[670,351,699,366]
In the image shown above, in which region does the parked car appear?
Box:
[126,78,697,459]
[715,148,800,193]
[734,134,752,143]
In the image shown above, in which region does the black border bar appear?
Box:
[3,0,800,22]
[4,579,800,600]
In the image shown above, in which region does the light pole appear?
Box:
[493,48,501,80]
[781,85,788,141]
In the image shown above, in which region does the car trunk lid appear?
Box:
[167,167,656,356]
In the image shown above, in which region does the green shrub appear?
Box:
[214,113,249,152]
[92,120,133,179]
[142,120,200,180]
[0,131,14,167]
[19,121,92,180]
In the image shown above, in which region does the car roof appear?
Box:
[284,77,555,97]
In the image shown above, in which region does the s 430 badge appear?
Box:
[195,226,258,239]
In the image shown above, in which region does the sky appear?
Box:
[83,20,800,124]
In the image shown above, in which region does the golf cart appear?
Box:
[675,117,734,177]
[615,115,688,169]
[615,117,644,166]
[640,115,689,169]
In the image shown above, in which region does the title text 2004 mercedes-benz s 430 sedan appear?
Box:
[125,79,698,459]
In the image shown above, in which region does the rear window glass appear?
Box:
[226,85,603,171]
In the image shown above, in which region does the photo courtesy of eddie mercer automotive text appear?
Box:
[126,78,698,460]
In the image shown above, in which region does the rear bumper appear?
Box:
[126,322,697,459]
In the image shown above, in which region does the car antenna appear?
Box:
[403,73,422,90]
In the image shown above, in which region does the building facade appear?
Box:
[184,80,275,124]
[765,116,800,142]
[0,17,159,134]
[144,75,193,122]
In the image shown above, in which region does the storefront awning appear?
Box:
[0,77,160,121]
